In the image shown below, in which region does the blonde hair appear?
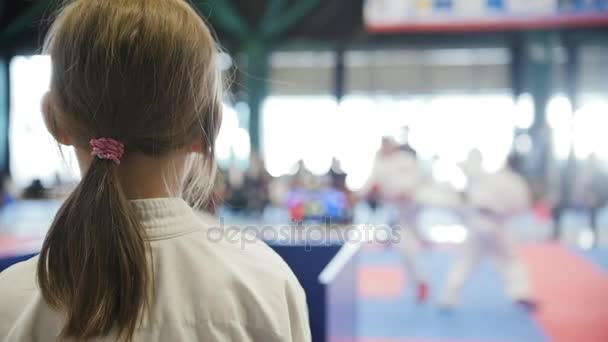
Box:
[37,0,222,340]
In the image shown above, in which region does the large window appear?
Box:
[261,48,520,188]
[215,103,251,168]
[575,47,608,161]
[262,96,338,177]
[546,45,608,162]
[579,47,608,97]
[262,50,338,176]
[10,55,80,187]
[262,94,521,190]
[547,94,574,160]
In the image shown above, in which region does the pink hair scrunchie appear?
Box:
[90,138,125,165]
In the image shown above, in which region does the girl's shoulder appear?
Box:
[0,256,40,338]
[0,255,38,291]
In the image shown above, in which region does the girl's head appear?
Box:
[44,0,222,190]
[37,0,222,340]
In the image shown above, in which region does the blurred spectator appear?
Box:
[552,153,608,243]
[222,153,271,215]
[22,179,47,200]
[577,154,608,244]
[0,175,16,207]
[327,158,347,191]
[203,169,228,215]
[263,177,291,224]
[241,153,271,214]
[223,164,247,212]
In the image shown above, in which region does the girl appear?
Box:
[0,1,310,341]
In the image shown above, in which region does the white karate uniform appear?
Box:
[440,168,532,307]
[0,198,311,341]
[361,150,426,285]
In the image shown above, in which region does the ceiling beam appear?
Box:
[0,0,53,46]
[262,0,320,39]
[195,0,252,42]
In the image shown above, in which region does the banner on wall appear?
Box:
[364,0,608,32]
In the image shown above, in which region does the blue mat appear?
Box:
[0,253,37,272]
[358,248,547,341]
[576,248,608,273]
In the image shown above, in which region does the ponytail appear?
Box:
[37,0,223,338]
[37,157,149,340]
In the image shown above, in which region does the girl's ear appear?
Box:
[41,92,73,146]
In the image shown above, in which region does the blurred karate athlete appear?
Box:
[361,137,429,303]
[440,152,536,310]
